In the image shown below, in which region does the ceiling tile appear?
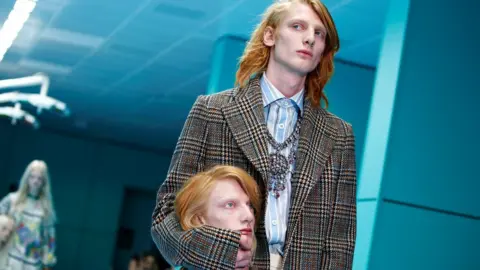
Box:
[10,18,44,51]
[153,3,207,21]
[155,36,214,71]
[18,58,72,75]
[27,39,92,67]
[50,1,146,37]
[40,28,105,48]
[0,0,15,12]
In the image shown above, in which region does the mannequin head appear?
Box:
[175,165,261,237]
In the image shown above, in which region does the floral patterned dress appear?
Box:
[0,192,56,270]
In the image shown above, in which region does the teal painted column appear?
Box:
[355,0,479,270]
[207,35,247,94]
[353,0,410,268]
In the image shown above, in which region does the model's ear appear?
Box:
[263,26,276,47]
[197,215,206,225]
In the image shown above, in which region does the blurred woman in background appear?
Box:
[0,160,57,270]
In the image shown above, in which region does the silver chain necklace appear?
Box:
[265,117,302,198]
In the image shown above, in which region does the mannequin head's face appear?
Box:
[175,165,261,235]
[201,177,255,234]
[28,168,44,197]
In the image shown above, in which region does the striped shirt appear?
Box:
[260,73,304,255]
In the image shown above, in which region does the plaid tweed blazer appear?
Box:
[151,77,357,270]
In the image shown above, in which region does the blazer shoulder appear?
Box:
[188,90,234,123]
[197,89,235,110]
[322,109,354,137]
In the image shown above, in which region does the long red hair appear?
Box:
[235,0,340,108]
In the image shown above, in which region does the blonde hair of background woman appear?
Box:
[13,160,57,222]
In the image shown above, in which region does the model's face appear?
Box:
[28,169,44,196]
[202,178,255,238]
[264,2,326,75]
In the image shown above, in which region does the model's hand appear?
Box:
[235,234,253,269]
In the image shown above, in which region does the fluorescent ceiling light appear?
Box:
[0,0,37,62]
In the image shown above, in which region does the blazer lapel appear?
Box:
[284,98,337,254]
[222,77,271,185]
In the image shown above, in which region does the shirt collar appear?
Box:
[260,72,305,113]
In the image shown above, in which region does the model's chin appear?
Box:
[291,65,316,76]
[273,58,318,76]
[290,59,317,74]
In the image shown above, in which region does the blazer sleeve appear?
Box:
[322,122,357,269]
[151,95,242,270]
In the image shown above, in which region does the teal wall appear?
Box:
[356,0,479,269]
[207,35,247,96]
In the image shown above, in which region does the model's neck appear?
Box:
[265,64,306,98]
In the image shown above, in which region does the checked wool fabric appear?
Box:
[151,77,357,270]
